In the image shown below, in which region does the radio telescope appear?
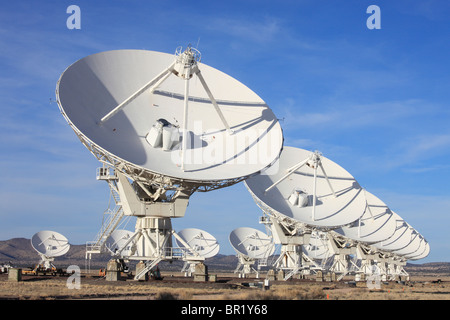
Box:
[344,209,429,281]
[404,238,429,260]
[390,227,422,256]
[333,190,397,244]
[31,231,70,270]
[302,231,332,269]
[229,227,275,278]
[371,212,412,252]
[175,228,220,276]
[246,146,366,228]
[105,229,136,258]
[56,46,283,280]
[245,146,366,279]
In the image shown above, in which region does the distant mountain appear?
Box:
[405,262,450,275]
[0,237,109,269]
[0,237,238,271]
[0,238,33,262]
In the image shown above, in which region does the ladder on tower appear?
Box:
[86,167,124,258]
[284,266,300,281]
[134,258,162,281]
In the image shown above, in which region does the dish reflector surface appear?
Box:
[105,229,135,257]
[391,228,422,256]
[31,231,70,257]
[56,49,283,183]
[303,232,329,260]
[175,228,220,258]
[245,147,366,228]
[229,227,274,259]
[371,212,412,252]
[406,241,429,260]
[333,190,397,243]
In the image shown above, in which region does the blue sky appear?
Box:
[0,0,449,263]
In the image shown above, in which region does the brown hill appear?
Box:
[405,262,450,275]
[0,238,33,261]
[0,237,109,269]
[0,237,238,271]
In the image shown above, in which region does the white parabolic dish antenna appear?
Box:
[56,48,283,188]
[175,228,220,258]
[371,212,413,252]
[405,240,429,260]
[31,230,70,258]
[303,232,330,261]
[229,227,275,259]
[390,226,422,257]
[245,146,367,228]
[333,190,397,244]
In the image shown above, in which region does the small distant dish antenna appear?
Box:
[31,231,70,269]
[176,228,220,258]
[229,227,274,278]
[303,231,330,261]
[175,228,219,276]
[105,229,136,258]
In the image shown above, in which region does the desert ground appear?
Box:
[0,270,448,301]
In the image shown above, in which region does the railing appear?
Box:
[86,167,123,256]
[284,267,300,281]
[96,166,117,180]
[85,242,102,254]
[87,205,124,253]
[259,257,268,267]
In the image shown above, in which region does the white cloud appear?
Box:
[278,98,431,131]
[207,16,281,44]
[376,133,450,171]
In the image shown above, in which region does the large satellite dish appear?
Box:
[31,231,70,269]
[175,228,220,259]
[333,190,397,244]
[56,48,283,186]
[229,227,275,259]
[245,146,366,228]
[56,46,283,280]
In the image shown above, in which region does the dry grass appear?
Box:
[1,273,449,300]
[231,285,326,300]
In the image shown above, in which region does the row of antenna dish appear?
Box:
[104,227,272,261]
[245,146,429,263]
[28,227,273,275]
